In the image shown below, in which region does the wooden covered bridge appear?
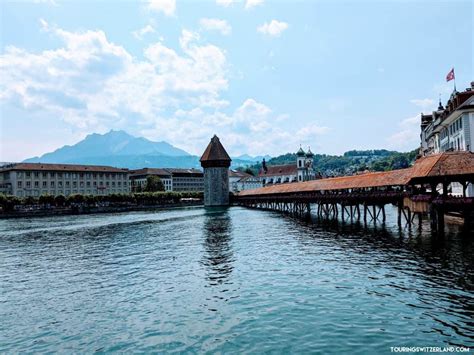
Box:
[235,152,474,233]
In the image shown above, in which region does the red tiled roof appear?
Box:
[258,164,297,177]
[200,135,231,163]
[239,152,474,196]
[0,162,129,173]
[229,170,253,178]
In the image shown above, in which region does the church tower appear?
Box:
[200,135,232,206]
[296,146,306,182]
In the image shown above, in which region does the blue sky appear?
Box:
[0,0,472,161]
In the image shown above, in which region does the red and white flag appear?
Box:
[446,68,455,82]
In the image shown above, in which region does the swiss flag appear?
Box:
[446,68,455,82]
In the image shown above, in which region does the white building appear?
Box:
[420,82,474,195]
[420,83,474,156]
[0,163,130,197]
[229,170,262,193]
[130,168,173,191]
[130,168,204,192]
[259,147,317,186]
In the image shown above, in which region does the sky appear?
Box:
[0,0,472,161]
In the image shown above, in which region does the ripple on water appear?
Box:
[0,206,473,352]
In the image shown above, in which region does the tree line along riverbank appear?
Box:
[0,192,203,218]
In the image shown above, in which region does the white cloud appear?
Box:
[142,98,329,155]
[257,20,288,37]
[199,18,232,36]
[1,21,328,158]
[216,0,235,7]
[146,0,175,16]
[245,0,264,9]
[410,98,435,113]
[0,23,227,131]
[132,24,156,40]
[387,114,420,150]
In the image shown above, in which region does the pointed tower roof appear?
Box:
[200,135,232,168]
[306,147,314,157]
[296,146,306,157]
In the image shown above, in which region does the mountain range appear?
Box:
[23,130,268,169]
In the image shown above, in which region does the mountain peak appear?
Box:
[24,130,192,166]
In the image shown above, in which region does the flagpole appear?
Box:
[453,67,456,92]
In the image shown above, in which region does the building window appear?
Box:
[50,172,56,178]
[50,181,55,187]
[17,172,23,178]
[57,173,62,178]
[58,181,63,187]
[43,181,47,187]
[18,181,22,188]
[26,181,31,187]
[66,181,70,187]
[73,181,77,188]
[34,172,39,178]
[26,172,31,178]
[34,181,39,188]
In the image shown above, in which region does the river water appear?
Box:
[0,206,473,353]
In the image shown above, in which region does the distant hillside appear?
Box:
[23,130,259,169]
[244,149,418,176]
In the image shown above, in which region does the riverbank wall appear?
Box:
[0,200,203,219]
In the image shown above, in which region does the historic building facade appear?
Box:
[165,168,204,192]
[259,147,316,186]
[229,170,263,193]
[130,168,173,191]
[420,83,474,157]
[0,163,130,197]
[130,168,203,192]
[419,82,474,196]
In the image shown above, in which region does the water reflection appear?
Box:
[201,208,234,286]
[289,208,474,345]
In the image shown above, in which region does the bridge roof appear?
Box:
[238,152,474,196]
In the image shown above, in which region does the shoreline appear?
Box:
[0,201,204,219]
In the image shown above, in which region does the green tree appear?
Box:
[54,195,66,207]
[39,194,55,206]
[144,175,165,192]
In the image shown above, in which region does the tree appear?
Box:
[39,194,55,206]
[144,175,165,192]
[54,195,66,207]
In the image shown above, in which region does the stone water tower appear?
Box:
[200,135,232,206]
